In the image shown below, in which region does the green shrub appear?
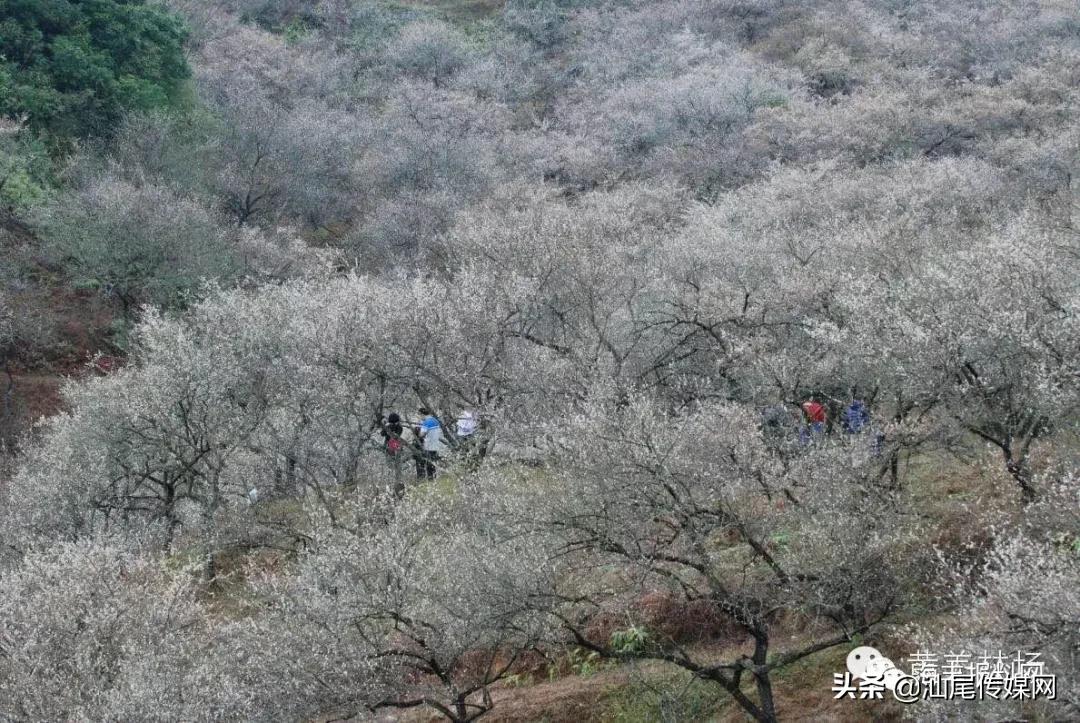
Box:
[548,647,604,679]
[0,0,190,140]
[610,626,649,655]
[0,127,51,211]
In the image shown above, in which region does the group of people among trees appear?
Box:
[0,0,1078,719]
[379,407,481,496]
[763,396,875,446]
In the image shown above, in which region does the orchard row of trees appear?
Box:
[6,0,1080,324]
[1,0,1079,719]
[2,178,1078,719]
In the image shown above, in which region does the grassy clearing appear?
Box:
[395,0,506,22]
[601,666,720,722]
[374,0,506,35]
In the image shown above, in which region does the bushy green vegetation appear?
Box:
[0,124,49,209]
[0,0,190,140]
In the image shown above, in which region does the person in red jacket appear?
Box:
[801,399,827,441]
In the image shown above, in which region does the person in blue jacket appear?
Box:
[842,399,870,434]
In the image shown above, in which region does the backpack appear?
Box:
[387,436,403,455]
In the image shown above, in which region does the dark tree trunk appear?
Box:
[0,359,15,450]
[1003,445,1036,503]
[751,627,779,723]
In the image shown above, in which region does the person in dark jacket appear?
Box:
[380,412,406,498]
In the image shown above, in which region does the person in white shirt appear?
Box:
[456,409,485,467]
[456,410,477,438]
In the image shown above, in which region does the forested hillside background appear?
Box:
[1,0,1078,720]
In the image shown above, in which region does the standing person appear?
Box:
[380,412,406,498]
[801,399,827,442]
[455,409,477,456]
[411,420,426,480]
[417,407,443,479]
[842,399,870,434]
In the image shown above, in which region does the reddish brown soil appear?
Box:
[3,226,119,441]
